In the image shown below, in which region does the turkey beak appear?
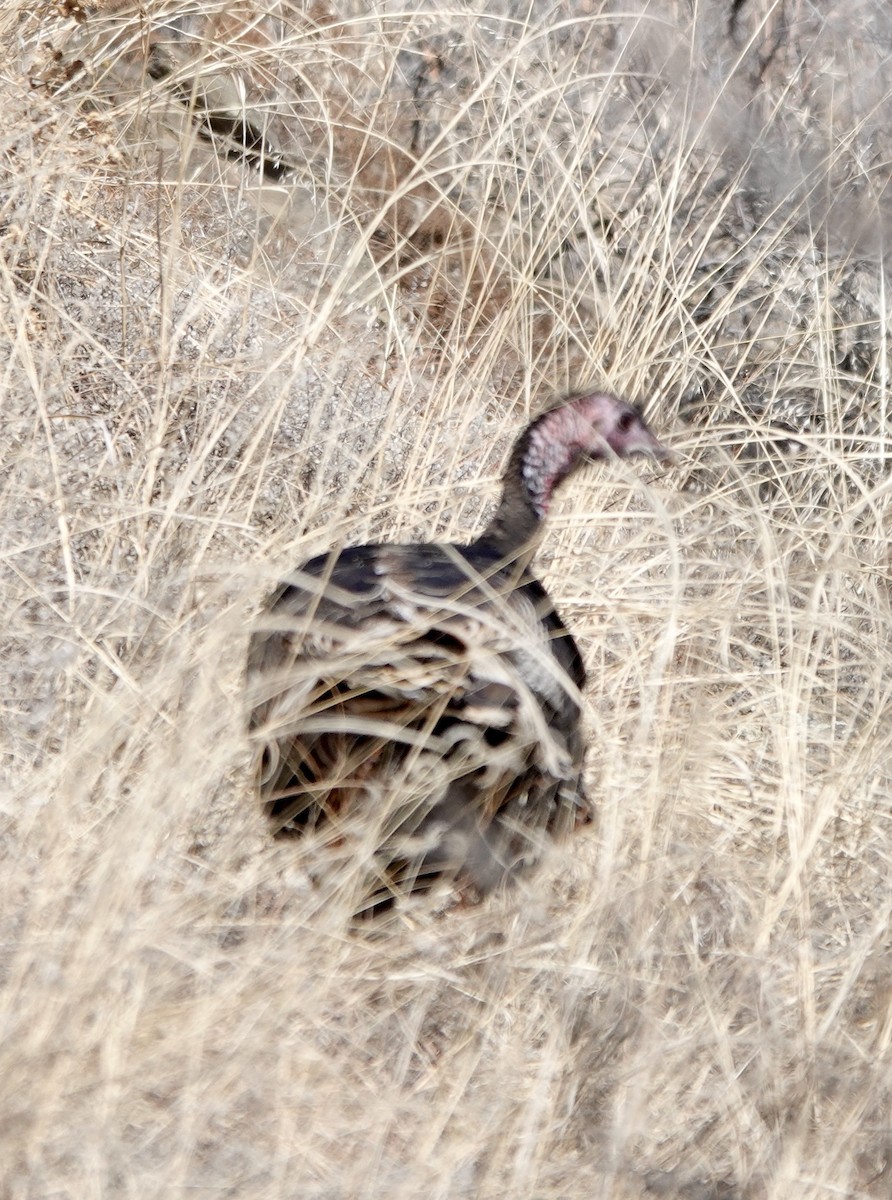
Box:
[647,439,678,468]
[628,429,678,468]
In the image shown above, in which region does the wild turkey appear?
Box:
[247,392,672,912]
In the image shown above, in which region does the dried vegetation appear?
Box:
[2,1,891,1197]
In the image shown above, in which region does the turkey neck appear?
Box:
[473,412,593,564]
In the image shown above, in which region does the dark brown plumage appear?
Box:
[247,393,672,912]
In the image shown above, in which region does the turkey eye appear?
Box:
[618,410,635,432]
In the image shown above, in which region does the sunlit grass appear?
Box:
[1,2,891,1196]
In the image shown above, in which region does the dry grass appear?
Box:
[2,2,891,1196]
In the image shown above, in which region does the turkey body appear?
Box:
[248,538,588,908]
[247,392,671,912]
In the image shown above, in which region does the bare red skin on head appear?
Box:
[520,393,671,518]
